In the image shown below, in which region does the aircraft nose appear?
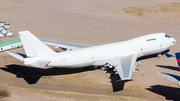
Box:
[171,38,176,46]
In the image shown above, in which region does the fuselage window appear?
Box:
[146,38,156,41]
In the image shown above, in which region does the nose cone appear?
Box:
[171,38,176,46]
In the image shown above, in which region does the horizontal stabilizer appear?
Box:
[6,51,27,61]
[165,53,176,59]
[158,72,180,84]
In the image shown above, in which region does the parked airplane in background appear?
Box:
[6,31,176,81]
[159,52,180,86]
[177,52,180,69]
[165,52,180,70]
[0,39,22,51]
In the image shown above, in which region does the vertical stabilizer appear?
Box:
[19,31,55,57]
[175,52,180,70]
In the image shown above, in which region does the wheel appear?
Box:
[157,54,162,58]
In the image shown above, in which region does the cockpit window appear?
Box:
[165,34,171,38]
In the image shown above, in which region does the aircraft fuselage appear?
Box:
[24,33,176,68]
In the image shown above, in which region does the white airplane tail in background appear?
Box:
[19,31,55,57]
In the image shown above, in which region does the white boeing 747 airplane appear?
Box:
[6,31,176,80]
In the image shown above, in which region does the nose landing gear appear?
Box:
[157,53,162,58]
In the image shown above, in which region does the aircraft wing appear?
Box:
[158,72,180,86]
[40,39,92,51]
[106,53,137,80]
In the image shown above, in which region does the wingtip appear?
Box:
[158,72,164,75]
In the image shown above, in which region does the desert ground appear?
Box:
[0,0,180,101]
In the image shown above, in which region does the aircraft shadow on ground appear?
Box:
[146,85,180,101]
[156,65,179,71]
[0,64,95,84]
[0,64,129,92]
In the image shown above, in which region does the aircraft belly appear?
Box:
[49,61,93,68]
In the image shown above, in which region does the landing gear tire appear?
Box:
[133,69,139,73]
[157,54,162,58]
[100,67,106,71]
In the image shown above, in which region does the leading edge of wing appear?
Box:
[40,39,92,50]
[158,72,180,84]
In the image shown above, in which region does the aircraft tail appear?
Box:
[175,52,180,70]
[19,31,56,57]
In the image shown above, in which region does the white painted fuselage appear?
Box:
[24,33,176,68]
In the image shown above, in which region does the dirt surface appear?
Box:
[0,0,180,101]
